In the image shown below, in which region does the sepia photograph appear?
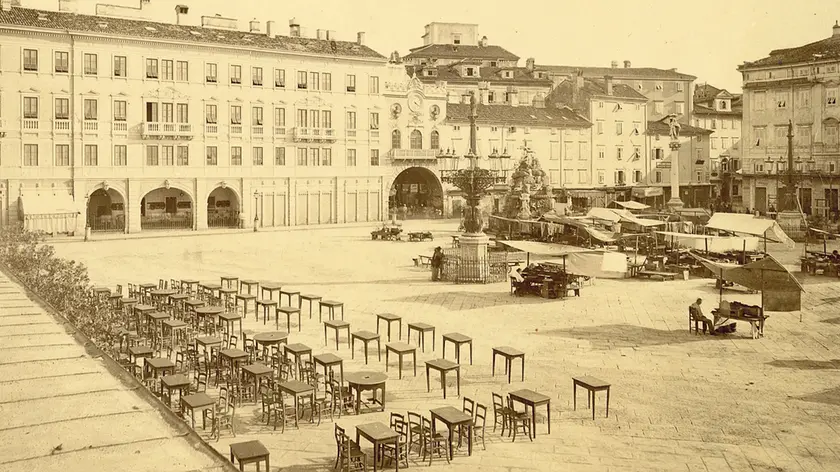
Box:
[0,0,839,470]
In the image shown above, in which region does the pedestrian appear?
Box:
[431,247,444,281]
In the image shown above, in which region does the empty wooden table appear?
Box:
[284,343,313,376]
[146,311,170,338]
[180,279,199,296]
[219,348,249,378]
[385,342,417,379]
[229,440,270,472]
[299,294,322,319]
[255,299,278,326]
[407,322,435,352]
[198,282,221,302]
[218,311,243,338]
[195,335,223,354]
[376,313,402,341]
[219,287,238,308]
[278,380,315,428]
[235,293,257,319]
[279,288,300,306]
[319,300,344,321]
[492,346,525,383]
[278,305,302,333]
[240,279,260,296]
[573,376,611,420]
[242,363,274,404]
[128,345,154,365]
[442,332,473,365]
[431,406,473,459]
[324,319,351,350]
[195,306,224,332]
[144,357,175,379]
[260,282,283,302]
[220,276,239,290]
[509,389,551,438]
[351,330,381,364]
[253,331,289,359]
[160,373,191,407]
[426,359,460,399]
[163,319,188,347]
[356,422,400,472]
[345,371,387,415]
[313,353,344,390]
[180,392,215,430]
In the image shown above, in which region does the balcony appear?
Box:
[83,121,99,133]
[292,127,336,142]
[230,124,243,135]
[252,125,264,136]
[813,142,840,155]
[205,123,218,135]
[274,126,286,136]
[112,121,128,135]
[389,149,438,160]
[346,129,357,138]
[53,119,70,133]
[370,129,380,139]
[141,122,194,140]
[23,118,39,131]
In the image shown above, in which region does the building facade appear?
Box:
[738,22,840,218]
[645,118,714,208]
[403,22,519,68]
[693,83,743,204]
[0,4,447,234]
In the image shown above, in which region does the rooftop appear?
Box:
[538,64,696,81]
[446,103,591,128]
[740,24,840,69]
[548,78,647,107]
[0,7,385,60]
[646,117,713,137]
[409,64,552,85]
[693,103,742,117]
[405,43,519,61]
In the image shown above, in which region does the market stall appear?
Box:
[705,212,795,251]
[18,193,81,234]
[694,254,804,312]
[498,240,629,279]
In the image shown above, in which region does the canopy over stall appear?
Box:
[706,213,795,248]
[540,213,618,243]
[657,231,760,253]
[498,240,629,278]
[582,208,665,229]
[677,208,712,225]
[607,200,649,211]
[18,193,81,234]
[692,253,803,312]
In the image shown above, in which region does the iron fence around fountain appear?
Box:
[440,247,526,284]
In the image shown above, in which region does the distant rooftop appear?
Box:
[409,64,551,85]
[405,43,519,61]
[446,103,590,128]
[646,117,713,137]
[539,64,696,81]
[740,23,840,69]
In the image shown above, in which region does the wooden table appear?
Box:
[407,322,435,352]
[492,346,525,383]
[219,287,238,308]
[345,371,388,415]
[253,331,289,359]
[180,392,215,430]
[240,279,260,296]
[195,335,223,354]
[260,282,283,302]
[278,380,315,428]
[133,304,155,333]
[319,300,345,321]
[279,288,300,306]
[278,305,302,333]
[299,293,322,319]
[160,373,191,407]
[163,319,188,348]
[351,330,381,364]
[376,313,402,341]
[324,319,351,350]
[313,353,344,390]
[426,359,460,399]
[198,282,221,300]
[220,275,239,290]
[229,440,270,472]
[430,406,473,459]
[509,389,551,438]
[442,332,473,365]
[356,422,400,472]
[195,306,224,332]
[284,343,313,376]
[138,283,156,302]
[218,311,243,338]
[256,299,278,326]
[150,289,176,308]
[385,342,417,379]
[241,363,273,404]
[144,357,175,379]
[180,279,199,296]
[573,376,611,420]
[146,311,171,338]
[235,293,257,319]
[219,348,249,378]
[128,345,154,365]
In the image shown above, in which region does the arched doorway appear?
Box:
[207,187,240,228]
[87,188,125,232]
[140,187,193,230]
[389,167,443,219]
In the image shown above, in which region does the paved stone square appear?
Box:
[51,220,840,471]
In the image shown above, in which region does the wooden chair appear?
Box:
[421,416,450,465]
[491,392,508,434]
[270,391,296,433]
[505,396,533,442]
[406,411,424,456]
[689,306,709,334]
[382,417,409,469]
[473,403,488,450]
[210,401,235,442]
[334,424,367,472]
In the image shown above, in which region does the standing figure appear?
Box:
[431,247,444,281]
[668,114,681,140]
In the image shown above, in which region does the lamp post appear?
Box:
[776,119,805,239]
[253,189,259,232]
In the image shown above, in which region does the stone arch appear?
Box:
[139,183,195,230]
[207,184,241,228]
[86,184,127,232]
[388,166,444,219]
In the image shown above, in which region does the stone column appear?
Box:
[666,140,684,210]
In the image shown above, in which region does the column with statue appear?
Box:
[665,114,684,210]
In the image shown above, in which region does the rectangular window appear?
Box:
[322,73,332,91]
[231,106,242,125]
[775,126,787,146]
[597,170,605,184]
[231,146,242,165]
[82,53,98,75]
[617,147,623,160]
[346,111,357,129]
[206,63,217,83]
[370,149,380,166]
[321,148,332,166]
[322,111,332,129]
[711,138,717,149]
[824,124,838,145]
[579,142,589,161]
[297,148,307,166]
[176,104,188,123]
[370,112,380,130]
[655,171,662,183]
[346,74,356,92]
[676,82,684,92]
[578,170,588,184]
[253,146,264,165]
[177,146,189,166]
[274,147,286,165]
[23,144,38,166]
[615,122,623,135]
[721,119,729,129]
[827,88,838,106]
[205,104,217,124]
[55,98,69,119]
[252,107,264,126]
[796,125,811,146]
[114,56,127,77]
[161,145,174,166]
[146,58,158,78]
[310,72,320,91]
[176,61,188,81]
[597,145,605,159]
[84,99,98,120]
[596,121,604,134]
[346,149,357,166]
[563,142,574,160]
[113,100,127,121]
[369,76,380,94]
[161,59,173,80]
[55,144,70,166]
[309,110,320,129]
[675,102,685,115]
[721,138,730,149]
[797,88,810,108]
[55,51,69,73]
[83,144,98,166]
[206,146,218,166]
[711,119,717,129]
[563,169,573,184]
[230,65,242,84]
[634,170,643,183]
[753,91,766,111]
[146,146,159,166]
[24,97,39,119]
[309,148,320,166]
[23,49,38,71]
[296,109,308,127]
[297,70,307,89]
[113,145,127,166]
[275,108,286,127]
[753,127,766,146]
[252,67,263,86]
[777,92,788,108]
[654,101,664,114]
[275,69,286,88]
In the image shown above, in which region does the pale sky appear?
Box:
[38,0,840,92]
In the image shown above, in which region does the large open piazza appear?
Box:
[29,220,840,471]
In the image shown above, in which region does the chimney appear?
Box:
[58,0,77,13]
[479,35,488,47]
[357,31,366,46]
[623,60,631,69]
[525,58,535,71]
[249,19,261,33]
[611,60,619,69]
[834,21,840,37]
[316,29,326,40]
[174,5,189,25]
[572,70,584,106]
[605,75,614,95]
[289,18,300,37]
[266,20,276,38]
[326,30,337,40]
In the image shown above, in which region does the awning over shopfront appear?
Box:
[18,193,81,234]
[705,213,794,248]
[631,187,664,198]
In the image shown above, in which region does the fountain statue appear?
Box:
[501,148,555,219]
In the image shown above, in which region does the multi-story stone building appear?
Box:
[0,2,448,233]
[645,118,714,208]
[737,22,840,218]
[403,22,519,68]
[693,83,743,204]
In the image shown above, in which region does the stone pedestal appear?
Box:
[666,140,684,211]
[776,210,806,241]
[457,232,490,282]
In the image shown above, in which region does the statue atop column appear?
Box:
[667,114,681,141]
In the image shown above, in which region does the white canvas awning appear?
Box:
[608,200,650,210]
[18,193,80,234]
[705,213,794,248]
[656,231,760,252]
[497,240,598,257]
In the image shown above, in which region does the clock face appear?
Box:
[408,93,422,113]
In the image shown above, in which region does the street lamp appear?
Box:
[253,189,259,232]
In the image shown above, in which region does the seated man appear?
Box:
[509,264,526,295]
[690,298,736,335]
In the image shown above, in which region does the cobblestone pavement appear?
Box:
[53,220,840,471]
[0,273,230,472]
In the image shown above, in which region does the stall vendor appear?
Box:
[691,298,736,335]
